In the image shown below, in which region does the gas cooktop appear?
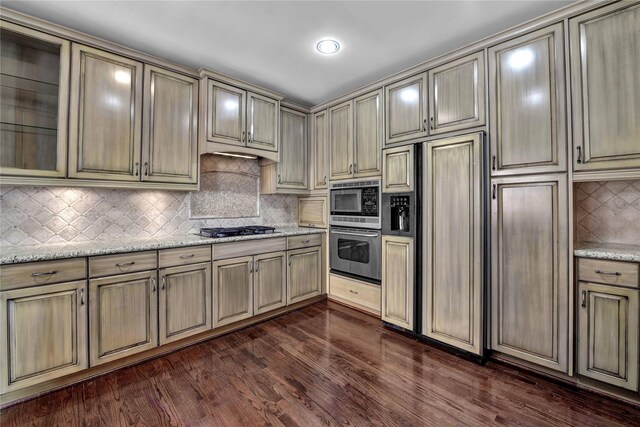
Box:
[198,226,276,238]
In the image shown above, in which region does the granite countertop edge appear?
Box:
[574,242,640,263]
[0,228,326,265]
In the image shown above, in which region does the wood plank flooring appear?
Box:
[2,300,639,426]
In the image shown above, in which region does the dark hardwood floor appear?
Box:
[2,300,639,426]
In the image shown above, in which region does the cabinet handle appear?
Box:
[595,270,621,276]
[301,239,310,244]
[581,290,587,308]
[353,163,357,173]
[349,289,359,295]
[349,164,353,174]
[288,257,292,266]
[144,162,149,176]
[242,131,245,143]
[430,117,434,130]
[79,288,84,306]
[151,277,156,292]
[423,118,427,131]
[278,174,282,184]
[576,146,582,164]
[180,254,195,259]
[323,175,327,184]
[31,270,58,277]
[492,155,496,171]
[135,162,139,176]
[116,261,136,267]
[161,276,166,290]
[249,132,253,143]
[255,262,259,273]
[492,184,497,200]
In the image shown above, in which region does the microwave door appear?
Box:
[331,189,362,215]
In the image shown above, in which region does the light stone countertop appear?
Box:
[0,227,326,265]
[574,242,640,263]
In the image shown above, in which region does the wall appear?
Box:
[0,156,298,246]
[574,180,640,245]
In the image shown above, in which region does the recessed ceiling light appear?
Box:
[316,39,340,55]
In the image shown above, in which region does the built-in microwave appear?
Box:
[329,179,381,229]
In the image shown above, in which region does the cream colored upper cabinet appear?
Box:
[385,73,428,145]
[382,144,414,193]
[247,92,278,152]
[278,107,307,190]
[0,21,70,178]
[428,52,485,135]
[491,174,569,372]
[0,280,87,394]
[213,256,254,327]
[423,134,483,355]
[353,89,383,177]
[142,65,198,184]
[253,251,287,315]
[381,235,414,330]
[570,2,640,172]
[69,44,143,181]
[288,246,322,304]
[159,262,212,345]
[206,80,246,146]
[488,23,567,176]
[329,100,353,180]
[298,196,327,228]
[312,109,328,189]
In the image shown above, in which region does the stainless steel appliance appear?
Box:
[198,226,276,238]
[329,227,381,283]
[329,179,381,229]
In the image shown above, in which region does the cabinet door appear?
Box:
[491,174,569,372]
[0,21,69,178]
[428,52,485,135]
[0,280,87,394]
[381,236,414,330]
[488,23,567,176]
[142,65,198,184]
[578,282,638,391]
[570,2,640,172]
[253,251,287,315]
[69,44,143,181]
[246,92,278,152]
[329,100,353,180]
[385,73,428,145]
[207,80,246,146]
[382,144,414,193]
[423,134,483,355]
[278,107,308,189]
[89,271,157,366]
[213,256,253,327]
[159,262,211,344]
[288,246,322,304]
[312,109,329,189]
[298,196,327,228]
[354,89,382,177]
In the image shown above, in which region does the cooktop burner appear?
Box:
[198,226,276,238]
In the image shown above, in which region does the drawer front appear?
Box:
[159,245,211,268]
[287,234,322,250]
[214,238,286,260]
[89,251,157,278]
[329,274,381,313]
[0,258,87,291]
[578,258,638,288]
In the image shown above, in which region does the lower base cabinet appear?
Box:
[213,256,254,327]
[159,262,212,344]
[89,271,158,366]
[288,246,322,304]
[0,280,88,394]
[381,236,414,330]
[578,282,639,391]
[253,251,287,315]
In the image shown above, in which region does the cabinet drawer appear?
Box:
[159,245,211,268]
[578,258,638,288]
[329,273,381,314]
[89,251,157,278]
[0,258,87,291]
[287,234,322,250]
[214,238,287,260]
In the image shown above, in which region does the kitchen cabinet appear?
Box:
[423,133,483,355]
[490,174,569,372]
[382,144,414,193]
[428,52,485,135]
[253,251,287,315]
[68,44,144,181]
[142,65,198,184]
[246,92,279,152]
[0,21,69,178]
[0,280,87,394]
[278,107,308,189]
[488,23,567,176]
[381,235,414,329]
[384,73,428,145]
[213,256,253,327]
[329,100,353,180]
[329,273,381,316]
[288,246,322,304]
[89,270,158,366]
[159,262,211,344]
[312,109,328,189]
[570,2,640,173]
[298,196,327,228]
[353,89,383,177]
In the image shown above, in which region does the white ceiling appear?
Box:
[3,1,573,107]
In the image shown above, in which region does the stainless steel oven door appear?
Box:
[329,227,381,282]
[330,188,362,215]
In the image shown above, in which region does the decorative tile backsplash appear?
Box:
[0,156,298,246]
[574,180,640,245]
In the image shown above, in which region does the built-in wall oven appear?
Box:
[329,227,381,283]
[329,179,381,229]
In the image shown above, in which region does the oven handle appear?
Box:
[331,230,380,238]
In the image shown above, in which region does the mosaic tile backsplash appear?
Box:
[574,180,640,245]
[0,156,298,246]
